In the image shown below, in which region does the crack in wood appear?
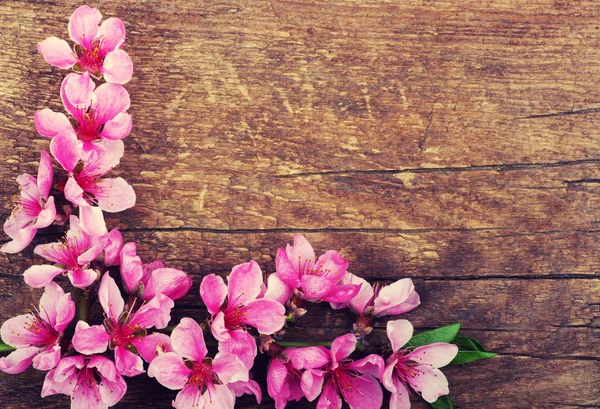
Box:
[521,107,600,119]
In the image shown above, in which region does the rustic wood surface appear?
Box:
[1,0,600,408]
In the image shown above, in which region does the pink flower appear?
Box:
[0,282,74,374]
[42,355,127,409]
[381,320,458,408]
[24,215,108,288]
[35,72,132,162]
[1,150,56,254]
[119,241,192,301]
[331,273,420,316]
[37,5,133,84]
[72,273,174,376]
[63,137,135,236]
[301,333,385,409]
[267,346,331,409]
[275,235,361,303]
[200,261,287,368]
[148,317,249,409]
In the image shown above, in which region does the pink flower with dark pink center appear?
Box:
[275,234,361,303]
[267,346,331,409]
[301,333,385,409]
[0,282,74,374]
[42,355,127,409]
[62,138,135,236]
[37,5,133,84]
[331,273,420,316]
[200,261,287,368]
[119,241,192,301]
[1,150,56,254]
[36,71,131,164]
[24,215,108,288]
[381,320,458,409]
[72,272,174,377]
[148,317,249,409]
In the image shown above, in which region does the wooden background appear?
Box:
[1,0,599,408]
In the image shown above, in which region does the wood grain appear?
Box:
[1,0,599,408]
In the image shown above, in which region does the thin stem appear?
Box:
[74,288,90,323]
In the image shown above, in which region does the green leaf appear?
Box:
[451,334,486,351]
[0,342,16,353]
[429,394,454,409]
[405,323,461,348]
[450,350,497,365]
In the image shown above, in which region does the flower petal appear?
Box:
[229,379,262,403]
[37,37,76,69]
[173,386,204,409]
[382,362,411,409]
[301,369,327,402]
[217,330,257,370]
[114,346,144,377]
[204,384,235,409]
[287,234,316,272]
[103,228,123,267]
[92,83,130,123]
[211,311,230,342]
[330,273,372,313]
[68,5,102,46]
[386,320,414,352]
[50,129,81,172]
[98,17,126,52]
[1,314,36,348]
[243,299,286,335]
[98,370,127,406]
[227,260,263,306]
[321,282,362,304]
[330,333,356,366]
[147,352,190,390]
[374,278,420,316]
[340,374,383,409]
[317,381,343,409]
[23,265,64,288]
[98,273,124,320]
[62,71,95,115]
[33,197,56,229]
[102,49,133,84]
[100,112,132,140]
[410,343,458,369]
[119,242,144,293]
[144,268,192,301]
[1,227,37,254]
[313,250,348,280]
[200,274,227,315]
[275,248,301,289]
[64,176,87,207]
[347,354,385,379]
[171,317,207,362]
[37,149,54,194]
[263,273,293,305]
[94,177,136,212]
[300,274,333,301]
[212,352,249,384]
[0,347,38,374]
[72,321,109,355]
[79,206,108,236]
[133,333,173,363]
[287,346,331,370]
[408,365,450,403]
[130,293,174,330]
[34,109,72,139]
[67,268,99,288]
[32,345,61,371]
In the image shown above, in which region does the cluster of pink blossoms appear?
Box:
[1,5,495,409]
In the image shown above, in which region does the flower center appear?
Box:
[20,307,60,347]
[74,364,103,401]
[389,350,424,389]
[74,110,103,143]
[185,359,221,394]
[104,305,146,349]
[74,39,106,78]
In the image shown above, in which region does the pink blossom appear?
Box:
[275,234,361,303]
[42,355,127,409]
[63,138,135,236]
[24,215,108,288]
[0,282,74,374]
[331,273,420,316]
[267,346,331,409]
[229,379,262,405]
[301,333,385,409]
[148,317,249,409]
[200,261,287,368]
[37,5,133,84]
[1,150,56,254]
[119,241,192,301]
[381,320,458,408]
[72,273,174,376]
[35,72,132,162]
